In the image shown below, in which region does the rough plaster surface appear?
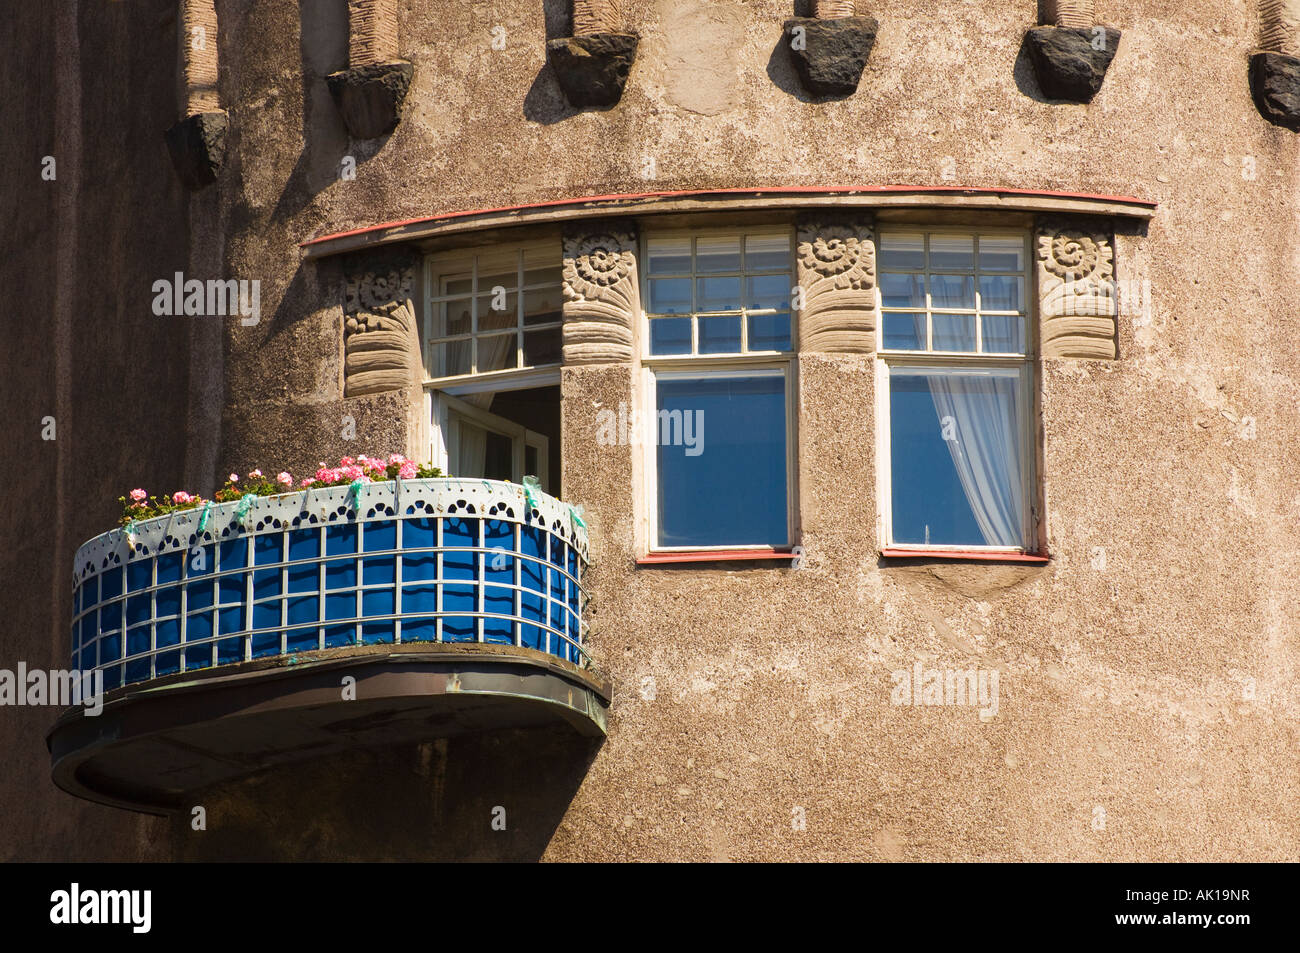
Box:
[3,0,1300,862]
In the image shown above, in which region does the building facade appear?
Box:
[4,0,1300,861]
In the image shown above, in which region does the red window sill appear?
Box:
[637,549,796,566]
[880,548,1050,564]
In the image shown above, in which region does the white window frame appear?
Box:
[874,228,1039,554]
[640,226,799,553]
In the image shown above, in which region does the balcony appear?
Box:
[48,478,608,814]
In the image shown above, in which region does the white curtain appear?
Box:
[454,417,489,477]
[926,373,1024,546]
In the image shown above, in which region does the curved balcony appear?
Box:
[48,479,608,814]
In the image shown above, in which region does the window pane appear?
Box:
[697,236,741,273]
[477,290,516,332]
[649,277,691,314]
[442,276,473,297]
[523,326,562,366]
[522,287,562,326]
[748,313,790,351]
[889,369,1024,547]
[697,276,741,312]
[656,375,787,547]
[929,274,975,310]
[442,301,471,337]
[882,312,926,350]
[979,275,1023,313]
[456,419,514,483]
[930,236,975,271]
[745,274,789,311]
[979,236,1024,272]
[881,272,925,309]
[933,313,976,351]
[436,341,472,377]
[648,238,691,275]
[477,333,518,372]
[649,317,692,355]
[982,314,1024,354]
[745,235,791,271]
[880,234,925,271]
[698,315,742,353]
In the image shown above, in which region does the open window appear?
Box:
[423,240,564,494]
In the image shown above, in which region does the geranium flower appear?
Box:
[276,472,292,486]
[172,491,193,504]
[228,473,239,483]
[129,488,147,502]
[249,469,263,479]
[398,461,417,479]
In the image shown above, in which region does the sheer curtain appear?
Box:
[926,373,1024,546]
[454,417,489,477]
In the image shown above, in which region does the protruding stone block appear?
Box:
[784,16,878,98]
[343,248,421,397]
[546,33,638,110]
[1036,220,1117,360]
[326,60,414,140]
[562,225,638,365]
[1025,25,1120,103]
[164,110,228,191]
[1250,51,1300,131]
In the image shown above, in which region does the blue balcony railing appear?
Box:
[71,479,590,691]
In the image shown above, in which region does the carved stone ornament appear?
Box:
[795,217,877,353]
[1035,221,1117,359]
[561,228,637,365]
[343,252,420,396]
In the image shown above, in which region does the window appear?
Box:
[423,241,564,493]
[641,230,796,552]
[423,241,563,382]
[877,231,1037,553]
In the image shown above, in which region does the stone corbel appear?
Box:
[547,1,638,110]
[343,247,421,397]
[327,0,414,140]
[1251,2,1300,130]
[1035,219,1118,360]
[795,214,878,353]
[1025,1,1120,103]
[561,224,638,365]
[784,2,879,99]
[165,0,227,190]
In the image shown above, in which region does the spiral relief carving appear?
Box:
[343,253,421,396]
[796,218,877,353]
[1036,222,1117,360]
[562,229,638,365]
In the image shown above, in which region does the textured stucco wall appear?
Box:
[4,0,1299,861]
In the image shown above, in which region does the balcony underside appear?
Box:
[47,643,610,815]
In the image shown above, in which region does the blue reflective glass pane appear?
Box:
[648,277,691,314]
[697,276,740,312]
[888,370,1023,547]
[745,274,789,312]
[929,274,975,310]
[933,313,977,352]
[747,313,790,351]
[649,317,691,355]
[883,312,925,350]
[982,314,1025,354]
[881,272,925,309]
[698,315,741,354]
[655,375,787,547]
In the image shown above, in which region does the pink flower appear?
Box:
[299,478,313,487]
[340,456,355,467]
[276,472,292,486]
[249,468,262,479]
[131,501,145,510]
[129,488,147,502]
[388,454,406,465]
[398,461,417,479]
[343,465,364,481]
[172,491,193,504]
[228,473,239,483]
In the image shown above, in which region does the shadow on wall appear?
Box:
[268,0,362,228]
[172,728,603,861]
[524,0,584,124]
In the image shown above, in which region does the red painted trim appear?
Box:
[637,549,796,566]
[300,185,1158,248]
[880,549,1051,564]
